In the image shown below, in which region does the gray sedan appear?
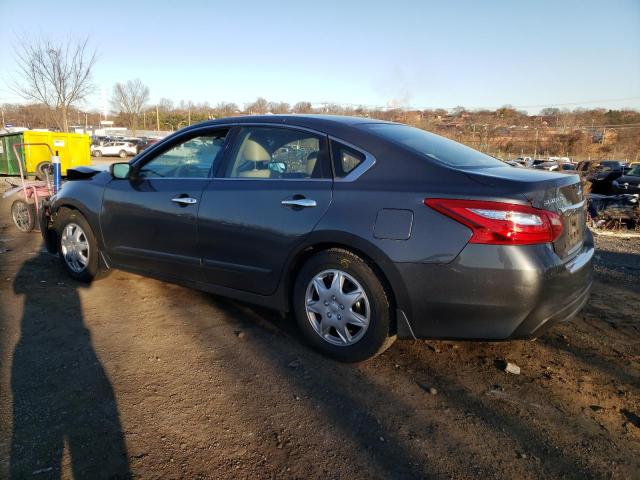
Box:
[41,115,593,362]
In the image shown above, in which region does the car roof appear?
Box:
[193,114,393,132]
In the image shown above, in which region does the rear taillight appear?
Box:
[424,198,563,245]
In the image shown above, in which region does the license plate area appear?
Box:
[555,206,585,258]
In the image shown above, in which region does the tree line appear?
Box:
[4,35,639,161]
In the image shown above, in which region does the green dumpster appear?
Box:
[0,132,24,176]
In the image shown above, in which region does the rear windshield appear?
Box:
[363,123,504,168]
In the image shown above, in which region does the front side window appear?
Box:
[225,127,328,179]
[138,130,228,178]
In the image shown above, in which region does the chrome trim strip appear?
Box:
[133,121,377,183]
[328,135,377,182]
[133,177,332,182]
[208,177,332,182]
[559,200,586,214]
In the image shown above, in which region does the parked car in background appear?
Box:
[134,138,159,154]
[503,160,525,168]
[582,160,627,194]
[42,115,593,362]
[533,161,576,173]
[611,163,640,194]
[91,141,137,158]
[515,156,533,167]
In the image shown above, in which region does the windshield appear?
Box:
[627,165,640,176]
[363,123,504,168]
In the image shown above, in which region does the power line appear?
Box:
[512,97,640,109]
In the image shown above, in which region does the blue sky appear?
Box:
[0,0,639,113]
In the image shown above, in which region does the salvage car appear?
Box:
[611,164,640,194]
[41,115,594,362]
[578,160,627,194]
[91,141,137,158]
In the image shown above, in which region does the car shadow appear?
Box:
[196,294,617,479]
[192,295,500,479]
[9,254,131,479]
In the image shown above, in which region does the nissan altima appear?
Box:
[41,115,593,362]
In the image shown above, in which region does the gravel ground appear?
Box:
[0,180,638,479]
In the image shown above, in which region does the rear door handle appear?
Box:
[172,195,198,205]
[281,198,317,208]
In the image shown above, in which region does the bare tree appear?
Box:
[292,101,313,114]
[268,101,291,114]
[245,97,269,114]
[111,79,150,134]
[10,35,97,132]
[214,102,239,118]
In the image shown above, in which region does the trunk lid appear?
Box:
[462,166,586,259]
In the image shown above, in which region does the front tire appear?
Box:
[294,249,396,362]
[93,149,102,157]
[119,150,127,158]
[55,208,104,282]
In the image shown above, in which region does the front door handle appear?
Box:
[281,198,317,208]
[172,195,198,206]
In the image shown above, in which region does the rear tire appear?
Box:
[93,150,102,157]
[293,248,396,362]
[55,208,105,282]
[119,150,127,158]
[11,200,36,233]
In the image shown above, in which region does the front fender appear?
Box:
[49,172,110,248]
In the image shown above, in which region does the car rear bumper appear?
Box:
[395,230,594,340]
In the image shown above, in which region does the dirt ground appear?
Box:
[0,179,638,480]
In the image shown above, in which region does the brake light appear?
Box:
[424,198,563,245]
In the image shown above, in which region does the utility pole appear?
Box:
[188,108,191,126]
[143,111,146,130]
[533,128,539,159]
[85,113,88,131]
[156,105,160,132]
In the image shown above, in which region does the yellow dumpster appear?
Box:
[0,131,91,179]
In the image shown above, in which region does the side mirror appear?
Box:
[110,162,132,179]
[268,162,287,174]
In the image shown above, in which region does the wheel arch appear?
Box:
[48,196,103,252]
[281,232,412,335]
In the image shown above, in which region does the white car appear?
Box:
[91,141,137,158]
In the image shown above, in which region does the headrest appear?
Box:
[242,139,271,162]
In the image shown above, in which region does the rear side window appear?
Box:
[225,127,329,179]
[330,140,365,178]
[362,123,504,168]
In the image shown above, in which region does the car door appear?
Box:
[103,142,118,155]
[100,128,229,280]
[198,125,333,295]
[99,142,111,155]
